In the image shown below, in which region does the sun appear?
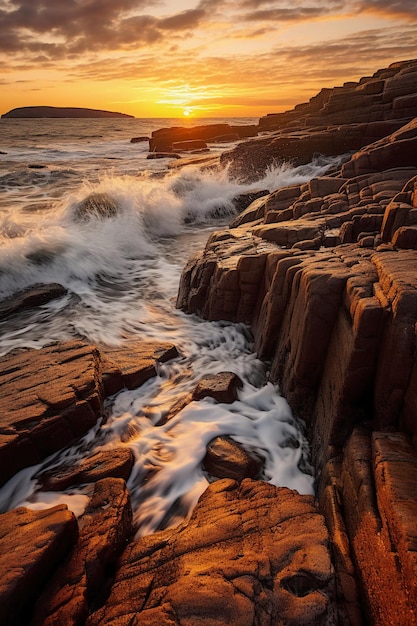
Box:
[183,107,192,116]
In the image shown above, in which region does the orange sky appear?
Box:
[1,0,417,118]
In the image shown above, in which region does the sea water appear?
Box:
[0,117,342,535]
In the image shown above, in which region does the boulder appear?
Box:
[203,436,264,481]
[147,152,181,159]
[88,479,337,625]
[130,136,149,143]
[73,192,119,221]
[232,189,269,214]
[192,371,243,403]
[155,371,243,427]
[150,124,232,152]
[0,505,78,626]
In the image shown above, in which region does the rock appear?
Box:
[167,153,220,171]
[146,152,181,159]
[73,192,119,221]
[220,60,417,182]
[229,199,266,230]
[172,140,208,151]
[321,428,417,625]
[0,339,175,486]
[232,189,269,214]
[155,371,243,427]
[87,479,337,626]
[0,505,78,626]
[0,341,108,486]
[174,59,417,625]
[30,478,132,626]
[38,448,135,491]
[203,436,264,481]
[149,123,257,152]
[130,136,149,143]
[0,283,67,319]
[100,340,178,390]
[192,371,243,403]
[341,118,417,179]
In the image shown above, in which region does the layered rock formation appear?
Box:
[221,59,417,182]
[177,59,417,624]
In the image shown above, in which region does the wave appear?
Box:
[0,156,343,295]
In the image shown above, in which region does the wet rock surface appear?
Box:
[203,436,264,481]
[38,448,135,491]
[87,479,337,626]
[0,341,106,485]
[0,283,67,319]
[0,339,179,485]
[321,428,417,625]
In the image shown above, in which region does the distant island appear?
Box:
[1,106,134,119]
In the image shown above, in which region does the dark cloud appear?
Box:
[0,0,204,57]
[159,9,206,30]
[242,7,326,21]
[355,0,417,18]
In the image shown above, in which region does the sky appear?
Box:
[1,0,417,118]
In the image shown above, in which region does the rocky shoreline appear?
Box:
[2,59,417,624]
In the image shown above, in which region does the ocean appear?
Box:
[0,117,340,535]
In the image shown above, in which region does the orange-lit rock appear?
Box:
[31,478,132,626]
[0,505,77,625]
[88,479,337,626]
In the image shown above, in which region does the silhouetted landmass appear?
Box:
[1,106,134,119]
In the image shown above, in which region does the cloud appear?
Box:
[355,0,417,20]
[159,8,206,30]
[0,1,205,57]
[242,7,327,21]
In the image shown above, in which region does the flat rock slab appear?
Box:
[88,479,337,626]
[101,341,178,390]
[0,504,77,626]
[38,447,135,491]
[0,341,105,485]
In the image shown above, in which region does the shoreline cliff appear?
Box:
[1,59,417,625]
